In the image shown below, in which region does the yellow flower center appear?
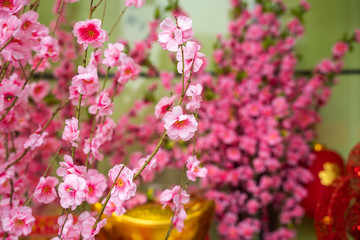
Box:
[83,78,94,85]
[174,119,187,129]
[14,219,24,227]
[116,178,124,188]
[0,0,14,9]
[22,21,31,29]
[124,68,132,75]
[86,30,96,40]
[88,185,94,195]
[43,186,51,193]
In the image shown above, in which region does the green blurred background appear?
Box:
[36,0,360,239]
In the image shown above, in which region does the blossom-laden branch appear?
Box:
[92,165,125,230]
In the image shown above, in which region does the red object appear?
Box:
[302,149,344,217]
[315,142,360,240]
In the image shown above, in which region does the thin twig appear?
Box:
[52,0,65,37]
[0,36,13,53]
[30,0,41,10]
[133,131,167,180]
[108,7,127,37]
[9,179,14,207]
[0,61,10,83]
[101,0,107,27]
[5,132,9,162]
[102,67,110,91]
[58,210,70,239]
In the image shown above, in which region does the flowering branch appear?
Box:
[58,210,70,239]
[92,164,125,230]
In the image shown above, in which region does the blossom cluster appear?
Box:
[0,0,208,238]
[198,1,359,239]
[117,1,360,239]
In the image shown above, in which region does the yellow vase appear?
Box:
[94,199,215,240]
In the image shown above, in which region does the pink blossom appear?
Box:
[39,36,60,61]
[316,59,335,74]
[58,174,86,210]
[69,85,82,105]
[164,106,198,141]
[85,169,107,204]
[332,42,348,58]
[0,165,14,185]
[95,117,116,143]
[300,0,311,10]
[103,43,126,67]
[160,71,174,89]
[226,147,242,162]
[2,206,35,236]
[0,15,20,45]
[73,19,107,50]
[159,185,189,210]
[30,80,50,102]
[31,55,50,72]
[104,197,126,217]
[88,91,113,116]
[185,83,203,111]
[186,156,207,181]
[125,0,145,8]
[154,95,176,119]
[72,64,99,96]
[355,29,360,43]
[62,117,80,147]
[109,164,137,200]
[13,10,39,38]
[0,78,22,112]
[245,24,264,40]
[57,155,86,177]
[116,56,141,84]
[172,208,187,232]
[56,214,81,240]
[287,18,304,36]
[81,216,106,240]
[246,199,260,215]
[241,42,262,56]
[33,176,59,204]
[123,193,147,209]
[23,131,48,150]
[176,41,205,77]
[265,130,282,146]
[0,0,28,15]
[272,96,289,118]
[158,16,194,52]
[83,137,103,162]
[132,155,157,181]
